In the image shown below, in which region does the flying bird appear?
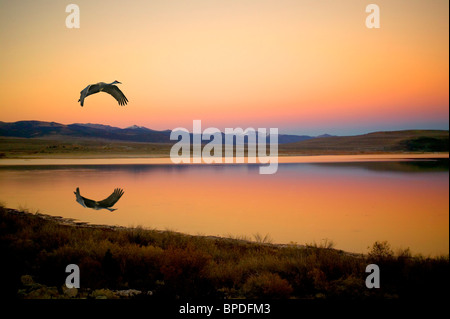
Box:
[78,81,128,106]
[74,187,124,212]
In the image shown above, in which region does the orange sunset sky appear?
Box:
[0,0,448,135]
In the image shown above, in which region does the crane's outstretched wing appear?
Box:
[78,85,90,107]
[78,84,102,106]
[97,188,125,208]
[102,85,128,106]
[74,187,97,208]
[80,196,97,209]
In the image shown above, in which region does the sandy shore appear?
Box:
[0,153,447,166]
[5,207,324,253]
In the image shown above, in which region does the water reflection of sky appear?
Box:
[0,160,448,256]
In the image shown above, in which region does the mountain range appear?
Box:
[0,120,327,144]
[0,121,448,156]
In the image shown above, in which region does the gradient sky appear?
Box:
[0,0,448,135]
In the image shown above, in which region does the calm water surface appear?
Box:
[0,158,448,256]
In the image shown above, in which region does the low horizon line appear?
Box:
[1,119,449,138]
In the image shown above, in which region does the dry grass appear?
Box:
[1,129,448,159]
[280,130,449,154]
[0,206,448,299]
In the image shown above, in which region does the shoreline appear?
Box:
[0,153,448,166]
[3,207,362,257]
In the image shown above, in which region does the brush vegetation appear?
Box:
[0,130,448,158]
[280,130,449,155]
[0,207,448,300]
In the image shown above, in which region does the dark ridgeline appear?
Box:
[0,121,173,143]
[1,120,449,152]
[0,120,314,144]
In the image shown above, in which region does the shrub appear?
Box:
[329,275,367,299]
[242,272,293,299]
[159,245,213,298]
[307,268,328,292]
[368,241,394,262]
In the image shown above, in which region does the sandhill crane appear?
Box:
[78,81,128,106]
[74,187,124,212]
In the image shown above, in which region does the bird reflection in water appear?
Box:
[74,187,124,212]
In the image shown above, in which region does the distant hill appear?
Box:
[280,130,449,153]
[0,121,172,143]
[1,121,447,153]
[0,121,315,144]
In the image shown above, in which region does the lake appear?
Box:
[0,156,448,256]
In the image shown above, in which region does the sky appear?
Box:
[0,0,448,136]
